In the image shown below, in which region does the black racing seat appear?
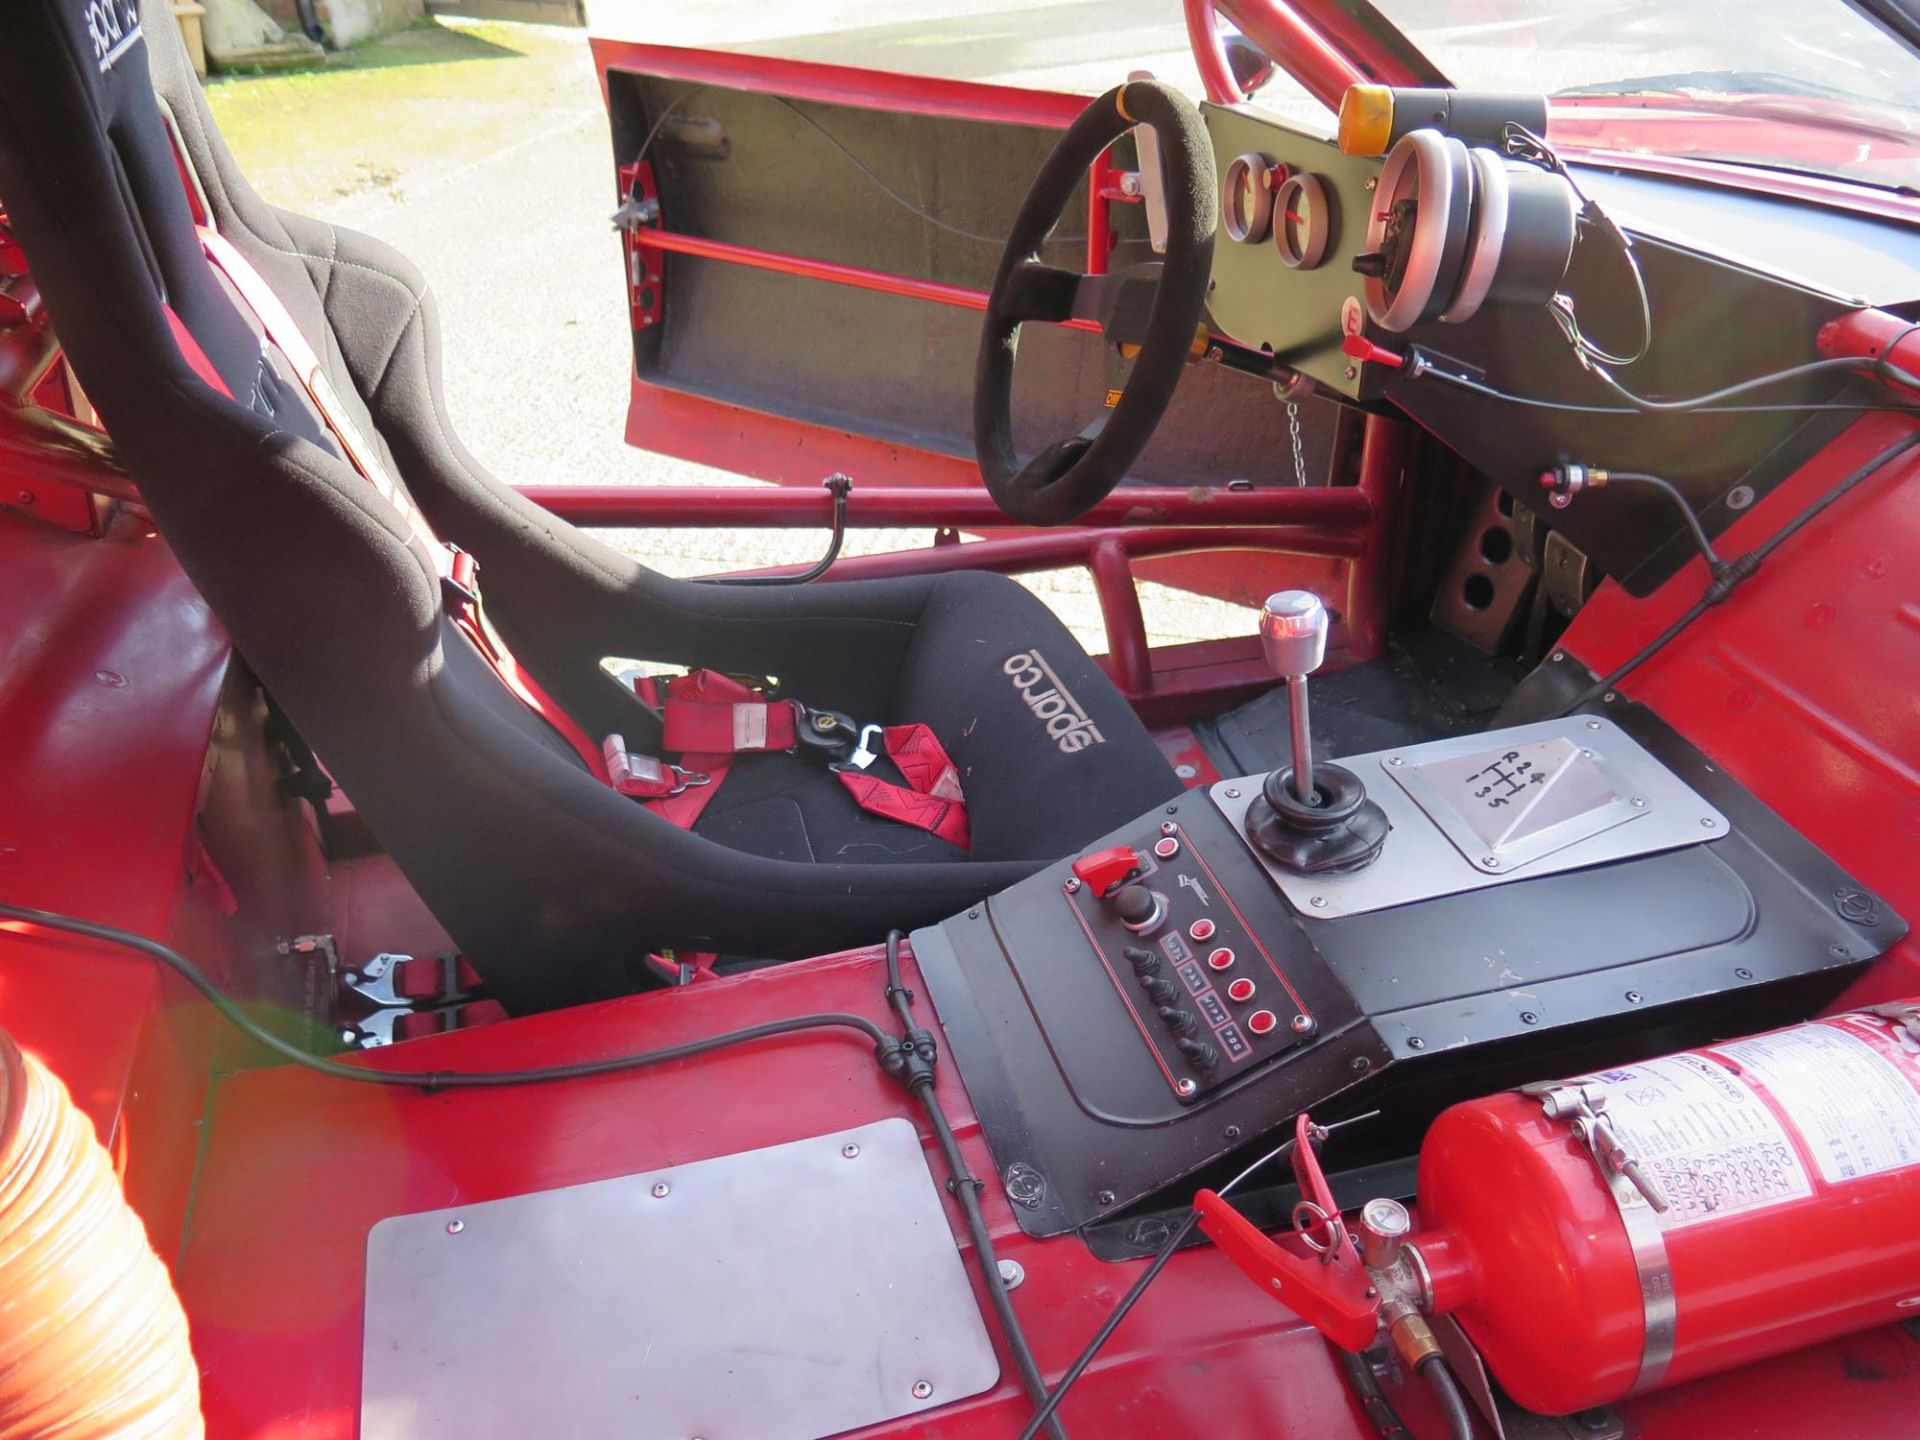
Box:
[0,0,1181,1013]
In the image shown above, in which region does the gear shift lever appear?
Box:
[1260,591,1326,807]
[1242,590,1390,875]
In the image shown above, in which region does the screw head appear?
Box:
[651,1182,671,1198]
[1407,1036,1426,1050]
[1625,991,1643,1004]
[1097,1189,1118,1207]
[1224,786,1241,799]
[446,1219,465,1234]
[841,1143,861,1159]
[1520,1011,1539,1024]
[1603,691,1618,703]
[1309,895,1328,909]
[1631,797,1647,808]
[912,1381,934,1401]
[1161,821,1178,835]
[1480,856,1500,869]
[1223,1124,1242,1140]
[1064,878,1081,894]
[1344,365,1359,381]
[1174,1078,1197,1097]
[1552,651,1566,662]
[1735,967,1754,980]
[1350,1055,1372,1072]
[968,908,981,918]
[1364,176,1378,191]
[997,1258,1026,1289]
[1291,1013,1316,1036]
[1585,718,1602,730]
[1387,755,1404,766]
[1700,817,1718,829]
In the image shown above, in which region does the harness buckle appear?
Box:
[796,707,860,762]
[836,724,886,773]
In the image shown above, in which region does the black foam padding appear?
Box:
[0,0,1181,1013]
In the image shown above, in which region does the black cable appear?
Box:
[881,933,1070,1440]
[626,88,1079,247]
[0,901,890,1089]
[700,473,851,586]
[1594,471,1724,569]
[1586,355,1908,412]
[1418,1355,1477,1440]
[1340,1346,1414,1439]
[1011,1119,1363,1440]
[1554,428,1920,715]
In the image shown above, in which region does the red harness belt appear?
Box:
[837,724,971,849]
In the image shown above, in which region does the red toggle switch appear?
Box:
[1341,333,1405,370]
[1071,844,1140,897]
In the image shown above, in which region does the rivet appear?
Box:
[1387,756,1404,766]
[1223,1124,1242,1140]
[1364,176,1377,191]
[1480,856,1499,868]
[1344,365,1358,381]
[1831,943,1850,958]
[1700,817,1717,829]
[1603,691,1618,703]
[997,1258,1026,1289]
[446,1219,465,1234]
[1309,895,1328,909]
[1063,879,1080,894]
[1581,748,1594,759]
[1625,991,1643,1004]
[1350,1055,1371,1072]
[1520,1011,1539,1024]
[94,669,127,688]
[842,1143,861,1159]
[1097,1189,1117,1207]
[651,1182,671,1198]
[912,1381,934,1401]
[969,907,982,917]
[1552,651,1566,662]
[15,490,34,507]
[1631,797,1647,808]
[1224,787,1241,799]
[1165,804,1178,814]
[1161,821,1178,835]
[1291,1013,1316,1036]
[1585,719,1602,730]
[1407,1036,1426,1050]
[1175,1078,1197,1097]
[1735,967,1754,980]
[1726,484,1755,511]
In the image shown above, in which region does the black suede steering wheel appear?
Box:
[974,80,1217,526]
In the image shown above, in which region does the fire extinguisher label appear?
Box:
[1712,1018,1920,1186]
[1580,1053,1812,1229]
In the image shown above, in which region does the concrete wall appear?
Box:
[260,0,424,47]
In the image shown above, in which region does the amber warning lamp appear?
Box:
[1337,84,1549,157]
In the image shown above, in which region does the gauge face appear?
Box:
[1272,173,1331,270]
[1221,152,1277,245]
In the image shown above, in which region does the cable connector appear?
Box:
[878,1026,939,1092]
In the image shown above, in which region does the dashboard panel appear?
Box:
[1199,100,1920,595]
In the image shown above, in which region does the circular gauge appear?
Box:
[1221,152,1279,244]
[1272,173,1332,270]
[1359,129,1474,332]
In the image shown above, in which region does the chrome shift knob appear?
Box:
[1261,590,1328,680]
[1260,590,1328,806]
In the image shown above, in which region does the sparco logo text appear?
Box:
[1003,651,1105,753]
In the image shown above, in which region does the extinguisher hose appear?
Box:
[0,1029,204,1440]
[1417,1354,1477,1440]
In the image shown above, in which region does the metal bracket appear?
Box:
[1523,1081,1671,1212]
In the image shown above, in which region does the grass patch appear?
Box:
[205,18,592,211]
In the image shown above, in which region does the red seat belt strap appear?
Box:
[164,305,231,396]
[660,671,800,754]
[837,724,970,850]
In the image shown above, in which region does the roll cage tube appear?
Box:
[974,81,1215,526]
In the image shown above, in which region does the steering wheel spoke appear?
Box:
[1001,260,1086,326]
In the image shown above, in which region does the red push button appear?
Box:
[1071,845,1138,896]
[1153,836,1181,859]
[1248,1009,1278,1036]
[1227,978,1256,1003]
[1189,918,1216,942]
[1207,947,1236,971]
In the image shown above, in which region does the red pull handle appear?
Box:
[1193,1188,1380,1350]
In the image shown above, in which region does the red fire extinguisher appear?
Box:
[1201,1003,1920,1417]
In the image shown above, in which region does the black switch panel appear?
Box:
[1065,822,1314,1100]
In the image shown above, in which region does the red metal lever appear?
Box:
[1193,1190,1380,1349]
[1341,334,1405,370]
[1071,845,1140,897]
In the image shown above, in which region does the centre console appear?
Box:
[912,594,1905,1238]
